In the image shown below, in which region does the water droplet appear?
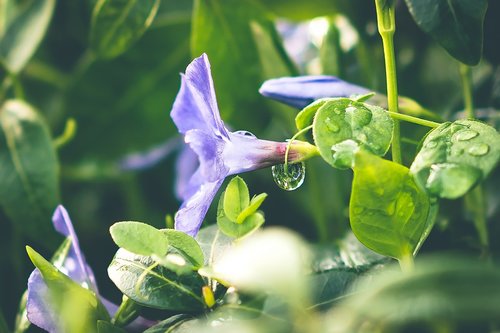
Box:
[334,107,343,115]
[353,206,365,215]
[467,143,489,156]
[331,139,359,169]
[325,117,340,133]
[385,202,396,216]
[346,104,372,127]
[425,163,482,199]
[453,129,478,141]
[234,130,256,138]
[271,162,306,191]
[425,140,438,148]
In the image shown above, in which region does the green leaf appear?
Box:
[90,0,160,59]
[295,99,329,131]
[0,310,9,333]
[223,176,250,222]
[0,100,60,245]
[195,225,234,267]
[162,229,205,268]
[404,0,488,65]
[108,248,205,311]
[110,221,168,257]
[410,120,500,199]
[237,193,268,224]
[329,257,500,330]
[0,0,55,73]
[217,195,265,239]
[191,0,275,126]
[26,246,110,333]
[349,151,431,260]
[312,99,393,169]
[97,321,127,333]
[143,315,198,333]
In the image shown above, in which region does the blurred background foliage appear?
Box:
[0,0,499,330]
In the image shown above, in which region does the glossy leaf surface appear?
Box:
[162,229,205,268]
[110,221,168,257]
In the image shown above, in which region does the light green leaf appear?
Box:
[217,195,265,239]
[90,0,160,59]
[110,221,168,257]
[26,246,110,333]
[223,176,250,222]
[410,120,500,199]
[295,99,329,131]
[237,193,267,224]
[312,98,393,169]
[195,225,234,267]
[350,151,431,260]
[0,0,55,73]
[0,100,60,245]
[404,0,487,65]
[162,229,205,268]
[108,248,205,311]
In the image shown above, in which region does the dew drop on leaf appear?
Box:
[467,143,489,156]
[325,117,340,133]
[453,129,478,141]
[271,162,306,191]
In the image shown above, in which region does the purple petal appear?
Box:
[119,137,182,171]
[175,146,200,201]
[185,129,229,182]
[259,75,369,109]
[52,205,97,291]
[171,54,228,139]
[26,270,58,332]
[175,179,225,236]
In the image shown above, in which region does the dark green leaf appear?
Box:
[143,315,198,333]
[108,248,205,311]
[350,151,431,260]
[404,0,488,65]
[97,321,127,333]
[110,221,168,257]
[26,246,110,333]
[195,225,234,267]
[223,176,250,222]
[329,257,500,330]
[0,100,60,245]
[0,310,9,333]
[217,195,265,239]
[0,0,55,73]
[90,0,160,59]
[410,120,500,199]
[162,229,204,268]
[312,99,393,169]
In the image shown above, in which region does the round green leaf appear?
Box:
[110,221,168,257]
[410,120,500,199]
[312,98,393,169]
[162,229,205,268]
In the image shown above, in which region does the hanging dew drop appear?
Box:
[271,162,306,191]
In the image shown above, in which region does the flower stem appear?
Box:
[398,249,415,273]
[386,111,441,128]
[284,125,314,173]
[459,63,489,258]
[112,295,139,327]
[375,0,401,164]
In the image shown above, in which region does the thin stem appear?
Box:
[284,125,313,173]
[375,0,401,164]
[398,250,415,273]
[112,296,139,327]
[386,111,441,128]
[459,63,475,118]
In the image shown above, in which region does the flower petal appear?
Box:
[175,146,200,201]
[185,129,228,182]
[26,270,58,333]
[174,179,225,236]
[171,53,228,138]
[259,75,369,109]
[119,136,182,171]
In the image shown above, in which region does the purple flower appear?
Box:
[171,54,317,236]
[259,75,369,109]
[27,205,154,332]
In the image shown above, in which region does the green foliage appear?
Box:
[0,100,59,245]
[97,321,127,333]
[411,120,500,199]
[162,229,205,268]
[110,221,169,257]
[90,0,160,59]
[142,315,198,333]
[312,99,393,169]
[0,0,55,73]
[404,0,488,65]
[108,248,205,311]
[223,177,250,222]
[26,246,110,333]
[349,151,431,260]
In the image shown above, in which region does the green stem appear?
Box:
[459,63,474,118]
[459,63,489,258]
[386,111,441,128]
[375,0,401,164]
[398,250,415,273]
[112,296,140,327]
[284,125,313,173]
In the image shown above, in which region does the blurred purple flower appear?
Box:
[171,54,317,236]
[259,75,369,109]
[27,205,153,332]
